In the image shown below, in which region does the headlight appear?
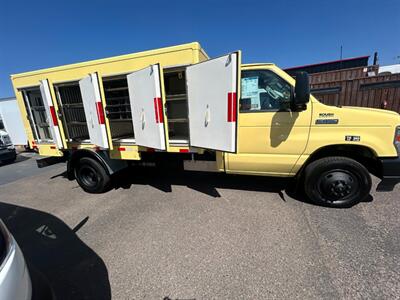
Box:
[2,134,12,145]
[395,126,400,156]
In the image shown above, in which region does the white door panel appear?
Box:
[79,73,109,148]
[186,52,240,152]
[39,80,64,148]
[127,64,166,150]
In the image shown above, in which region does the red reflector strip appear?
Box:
[179,149,189,153]
[96,102,105,125]
[147,148,155,152]
[118,147,126,151]
[50,146,56,149]
[227,92,237,122]
[153,97,163,123]
[49,106,58,126]
[396,135,400,142]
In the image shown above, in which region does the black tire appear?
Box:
[3,157,16,164]
[74,157,111,193]
[304,156,372,208]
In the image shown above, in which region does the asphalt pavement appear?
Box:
[0,157,399,299]
[0,152,64,185]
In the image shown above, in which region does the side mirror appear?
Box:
[294,72,310,110]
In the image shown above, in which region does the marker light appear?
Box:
[395,126,400,155]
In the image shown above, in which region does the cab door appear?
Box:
[79,73,109,149]
[39,79,64,149]
[186,52,241,153]
[227,67,312,175]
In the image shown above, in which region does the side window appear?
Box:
[240,70,292,112]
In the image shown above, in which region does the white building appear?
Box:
[378,64,400,75]
[0,97,27,146]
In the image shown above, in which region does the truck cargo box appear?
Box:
[11,42,210,157]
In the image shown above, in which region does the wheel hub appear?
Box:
[80,166,99,187]
[319,170,358,201]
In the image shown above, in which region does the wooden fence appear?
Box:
[310,67,400,113]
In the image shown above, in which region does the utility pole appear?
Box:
[373,52,378,65]
[340,45,343,69]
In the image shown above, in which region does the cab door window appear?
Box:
[240,70,292,112]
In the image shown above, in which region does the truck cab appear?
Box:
[227,62,400,207]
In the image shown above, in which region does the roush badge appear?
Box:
[315,119,339,124]
[345,135,361,142]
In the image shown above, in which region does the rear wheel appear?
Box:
[304,156,371,208]
[74,157,111,193]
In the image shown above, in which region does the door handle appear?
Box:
[204,105,210,127]
[141,109,145,130]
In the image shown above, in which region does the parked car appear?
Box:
[0,130,17,164]
[0,219,32,300]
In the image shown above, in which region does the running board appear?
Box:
[36,156,65,168]
[183,160,218,172]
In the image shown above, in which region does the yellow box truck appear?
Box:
[11,42,400,207]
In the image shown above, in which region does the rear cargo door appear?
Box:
[186,51,240,153]
[127,64,166,150]
[39,79,64,149]
[79,73,109,149]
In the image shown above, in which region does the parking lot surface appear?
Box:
[0,157,399,299]
[0,152,63,185]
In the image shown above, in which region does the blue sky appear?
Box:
[1,0,399,98]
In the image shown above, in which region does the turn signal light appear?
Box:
[395,126,400,155]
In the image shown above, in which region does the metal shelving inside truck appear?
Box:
[11,42,400,208]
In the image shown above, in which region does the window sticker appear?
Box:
[242,77,258,98]
[242,77,260,110]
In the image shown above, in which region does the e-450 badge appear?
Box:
[345,135,361,142]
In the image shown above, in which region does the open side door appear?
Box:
[79,73,109,149]
[186,51,240,153]
[39,79,64,149]
[127,64,166,150]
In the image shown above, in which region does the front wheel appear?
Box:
[304,156,372,208]
[74,157,112,193]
